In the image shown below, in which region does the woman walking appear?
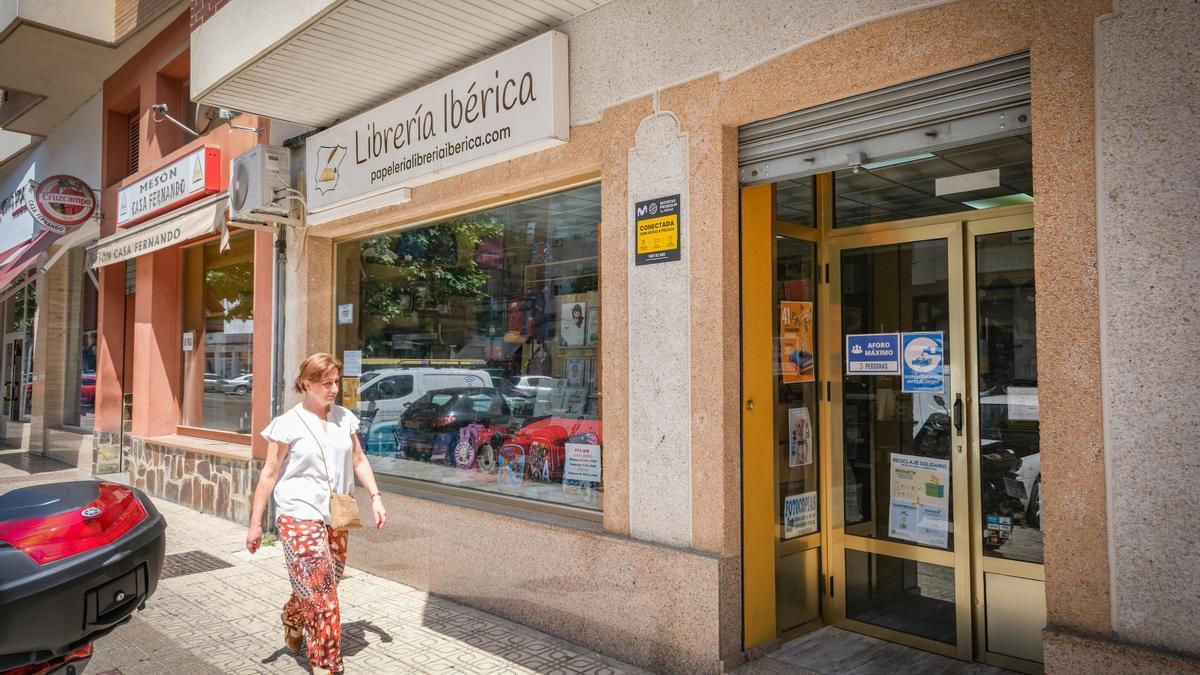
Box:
[246,353,387,674]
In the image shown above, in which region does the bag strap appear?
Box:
[292,408,336,493]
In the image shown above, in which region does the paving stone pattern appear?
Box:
[2,451,1015,674]
[2,452,648,674]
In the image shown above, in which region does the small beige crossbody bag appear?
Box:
[293,409,363,531]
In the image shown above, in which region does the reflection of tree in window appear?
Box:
[360,216,501,357]
[204,261,254,324]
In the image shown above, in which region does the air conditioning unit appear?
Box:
[229,144,291,222]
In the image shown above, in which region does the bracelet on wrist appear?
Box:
[370,492,382,499]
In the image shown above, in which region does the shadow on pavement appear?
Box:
[259,620,393,669]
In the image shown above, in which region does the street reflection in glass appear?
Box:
[179,232,255,433]
[976,230,1042,564]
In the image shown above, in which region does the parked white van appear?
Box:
[357,368,492,425]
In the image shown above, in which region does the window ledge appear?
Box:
[376,476,603,533]
[144,433,254,462]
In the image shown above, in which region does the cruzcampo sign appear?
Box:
[304,31,569,220]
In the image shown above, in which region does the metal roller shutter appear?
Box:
[738,52,1031,185]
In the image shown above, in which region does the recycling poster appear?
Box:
[888,452,950,548]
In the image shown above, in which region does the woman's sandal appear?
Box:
[281,611,302,653]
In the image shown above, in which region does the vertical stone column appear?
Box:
[626,112,693,548]
[1094,0,1200,661]
[30,252,72,455]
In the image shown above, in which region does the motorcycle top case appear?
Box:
[0,481,166,671]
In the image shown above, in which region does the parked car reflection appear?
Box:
[394,388,514,464]
[220,373,253,395]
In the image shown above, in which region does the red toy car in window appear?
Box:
[499,415,602,484]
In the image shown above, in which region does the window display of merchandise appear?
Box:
[336,184,604,510]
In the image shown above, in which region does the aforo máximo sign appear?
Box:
[304,31,568,220]
[117,146,221,228]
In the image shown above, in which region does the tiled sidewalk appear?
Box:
[2,450,1017,674]
[1,452,645,674]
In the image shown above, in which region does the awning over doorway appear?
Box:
[91,194,226,269]
[0,231,56,290]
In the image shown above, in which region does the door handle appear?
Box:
[953,394,963,437]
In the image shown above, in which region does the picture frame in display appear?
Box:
[586,308,599,346]
[565,357,587,387]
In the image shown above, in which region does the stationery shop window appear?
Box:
[334,183,603,511]
[178,232,255,435]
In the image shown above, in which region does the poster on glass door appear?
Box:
[788,407,813,467]
[888,453,950,548]
[779,301,814,383]
[784,491,819,539]
[901,331,944,393]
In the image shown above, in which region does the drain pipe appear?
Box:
[265,226,287,532]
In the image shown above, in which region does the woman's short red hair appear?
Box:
[293,352,342,394]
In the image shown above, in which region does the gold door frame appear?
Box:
[740,180,830,648]
[966,211,1044,674]
[741,181,1043,666]
[825,218,972,661]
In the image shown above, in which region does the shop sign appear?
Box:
[26,175,96,234]
[634,194,681,266]
[900,331,944,393]
[92,197,225,268]
[304,31,569,217]
[846,333,900,374]
[117,147,221,228]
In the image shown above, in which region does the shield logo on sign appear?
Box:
[314,145,347,195]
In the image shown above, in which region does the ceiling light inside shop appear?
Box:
[962,193,1034,209]
[861,153,935,170]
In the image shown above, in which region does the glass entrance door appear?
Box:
[825,211,1044,670]
[740,177,1044,670]
[828,221,972,659]
[967,215,1045,670]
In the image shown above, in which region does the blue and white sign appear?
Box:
[846,333,900,374]
[901,331,945,393]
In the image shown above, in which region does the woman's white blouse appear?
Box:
[260,404,360,524]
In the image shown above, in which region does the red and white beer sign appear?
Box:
[25,175,96,234]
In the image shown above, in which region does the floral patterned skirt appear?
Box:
[278,514,348,671]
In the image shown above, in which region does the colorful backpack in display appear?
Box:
[497,443,527,486]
